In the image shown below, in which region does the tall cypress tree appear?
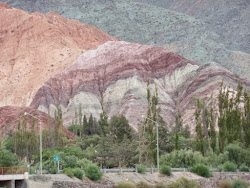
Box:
[88,114,94,135]
[194,99,205,155]
[145,80,160,165]
[99,111,109,136]
[243,91,250,147]
[83,115,88,136]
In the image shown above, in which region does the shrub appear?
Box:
[160,165,171,176]
[190,164,211,178]
[223,162,237,172]
[49,167,58,174]
[116,182,136,188]
[167,177,201,188]
[136,164,147,174]
[63,168,74,178]
[232,179,248,188]
[73,168,84,180]
[239,164,249,172]
[136,181,153,188]
[160,149,205,168]
[85,163,102,181]
[224,143,250,167]
[217,164,224,172]
[155,182,167,188]
[0,149,18,167]
[218,180,232,188]
[77,158,92,170]
[64,155,77,168]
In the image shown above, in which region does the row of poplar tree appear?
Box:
[195,82,250,155]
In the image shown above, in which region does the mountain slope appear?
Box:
[2,0,249,80]
[134,0,250,53]
[0,2,116,107]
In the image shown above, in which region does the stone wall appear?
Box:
[52,181,114,188]
[197,172,250,188]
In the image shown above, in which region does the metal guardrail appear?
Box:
[101,167,189,174]
[0,167,27,175]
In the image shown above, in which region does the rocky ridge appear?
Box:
[0,2,116,107]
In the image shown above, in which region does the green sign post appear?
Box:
[53,155,60,162]
[53,155,60,173]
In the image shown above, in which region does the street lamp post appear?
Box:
[142,115,159,171]
[24,112,43,175]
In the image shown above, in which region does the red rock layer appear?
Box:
[30,42,250,129]
[0,3,117,107]
[30,41,197,108]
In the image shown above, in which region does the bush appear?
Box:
[160,149,205,168]
[155,182,167,188]
[85,163,102,181]
[116,182,136,188]
[136,181,153,188]
[190,164,211,178]
[167,177,201,188]
[136,164,146,174]
[239,164,249,172]
[77,158,92,170]
[63,168,74,178]
[160,165,171,176]
[73,168,84,180]
[64,155,77,168]
[218,180,232,188]
[217,164,224,172]
[224,143,250,167]
[49,167,58,174]
[0,149,18,167]
[232,179,248,188]
[223,162,237,172]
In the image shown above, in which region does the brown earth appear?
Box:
[0,3,117,107]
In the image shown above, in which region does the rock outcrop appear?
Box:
[0,3,116,107]
[30,41,250,129]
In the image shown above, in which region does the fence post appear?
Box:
[136,168,138,173]
[151,168,153,174]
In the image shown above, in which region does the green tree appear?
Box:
[83,115,88,136]
[242,91,250,147]
[98,111,109,136]
[174,132,179,150]
[194,99,205,155]
[88,114,94,135]
[0,149,18,167]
